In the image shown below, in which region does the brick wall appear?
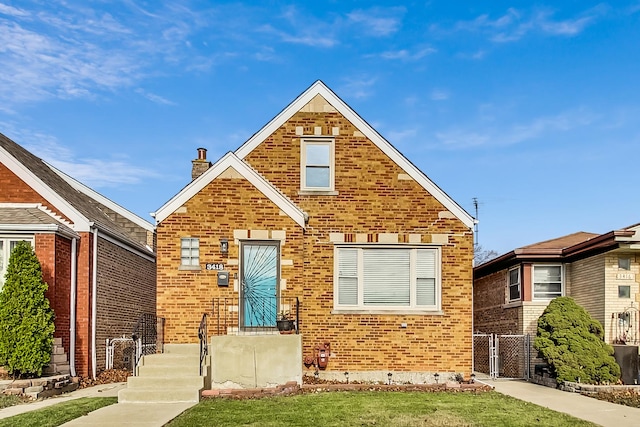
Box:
[158,98,474,374]
[567,253,605,328]
[473,269,522,335]
[96,237,156,372]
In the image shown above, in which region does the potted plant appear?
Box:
[276,311,295,334]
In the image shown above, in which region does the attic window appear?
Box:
[301,138,334,192]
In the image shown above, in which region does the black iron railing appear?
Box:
[212,296,300,336]
[198,312,208,376]
[132,313,163,373]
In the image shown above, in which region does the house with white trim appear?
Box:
[152,81,474,387]
[0,133,156,378]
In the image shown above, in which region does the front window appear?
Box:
[335,246,440,311]
[301,138,334,191]
[0,237,33,290]
[533,265,563,299]
[508,267,520,301]
[180,238,200,267]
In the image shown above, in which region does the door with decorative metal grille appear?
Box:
[240,242,279,329]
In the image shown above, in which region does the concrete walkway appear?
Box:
[0,382,195,426]
[485,379,640,427]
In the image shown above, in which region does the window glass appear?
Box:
[180,238,199,266]
[508,267,520,301]
[618,257,631,270]
[306,144,330,165]
[335,247,438,310]
[305,166,330,188]
[619,285,631,298]
[533,265,563,299]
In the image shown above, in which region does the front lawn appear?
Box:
[0,397,117,427]
[168,391,597,426]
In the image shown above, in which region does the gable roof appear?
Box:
[153,152,308,227]
[0,132,153,254]
[235,80,475,229]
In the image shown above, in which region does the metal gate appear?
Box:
[132,313,161,372]
[473,333,530,379]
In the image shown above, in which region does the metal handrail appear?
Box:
[198,312,208,376]
[212,296,300,335]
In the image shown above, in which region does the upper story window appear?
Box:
[618,257,631,270]
[301,138,334,192]
[508,266,521,302]
[532,264,563,300]
[180,238,200,268]
[0,237,33,290]
[334,246,440,311]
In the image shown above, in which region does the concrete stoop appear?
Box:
[118,344,210,404]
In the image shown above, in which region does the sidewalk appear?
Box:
[0,382,195,426]
[485,379,640,427]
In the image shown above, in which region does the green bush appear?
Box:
[534,296,620,384]
[0,241,55,377]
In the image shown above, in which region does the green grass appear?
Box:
[0,397,117,427]
[0,394,26,409]
[167,391,598,427]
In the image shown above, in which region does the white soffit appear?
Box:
[0,147,90,230]
[153,152,307,227]
[234,80,474,229]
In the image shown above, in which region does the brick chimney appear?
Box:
[191,147,211,180]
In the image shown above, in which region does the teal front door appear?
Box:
[240,242,279,328]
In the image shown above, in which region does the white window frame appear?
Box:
[333,245,441,312]
[0,236,34,290]
[532,264,564,300]
[300,137,335,192]
[179,237,200,269]
[508,266,521,302]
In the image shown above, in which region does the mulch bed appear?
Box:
[78,369,131,388]
[586,388,640,408]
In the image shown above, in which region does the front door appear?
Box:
[240,241,279,328]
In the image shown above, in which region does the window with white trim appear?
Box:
[0,237,33,290]
[301,138,334,191]
[335,246,440,310]
[532,264,563,299]
[508,266,520,301]
[180,238,200,267]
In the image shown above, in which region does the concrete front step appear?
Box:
[140,353,200,367]
[118,387,203,403]
[137,364,202,377]
[164,343,202,354]
[127,375,205,389]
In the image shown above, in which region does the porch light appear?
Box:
[220,239,229,254]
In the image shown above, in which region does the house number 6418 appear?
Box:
[206,263,224,270]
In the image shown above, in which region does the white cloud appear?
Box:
[430,89,450,101]
[135,89,176,106]
[347,7,405,36]
[452,7,602,43]
[435,109,598,149]
[0,3,29,17]
[378,46,436,61]
[338,76,378,99]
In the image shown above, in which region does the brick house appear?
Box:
[0,133,156,378]
[153,81,475,383]
[474,224,640,366]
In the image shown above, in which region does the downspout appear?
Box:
[91,228,98,379]
[69,237,77,378]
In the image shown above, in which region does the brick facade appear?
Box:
[157,90,474,375]
[1,142,156,378]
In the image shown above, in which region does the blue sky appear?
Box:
[1,1,639,256]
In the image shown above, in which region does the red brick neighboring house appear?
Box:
[0,133,156,378]
[153,81,475,381]
[474,224,640,354]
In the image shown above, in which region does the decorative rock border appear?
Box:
[201,381,491,399]
[0,374,78,399]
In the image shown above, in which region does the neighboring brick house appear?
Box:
[153,81,475,381]
[0,133,156,378]
[474,224,640,348]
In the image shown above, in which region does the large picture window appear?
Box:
[532,265,563,299]
[301,138,334,191]
[335,246,440,311]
